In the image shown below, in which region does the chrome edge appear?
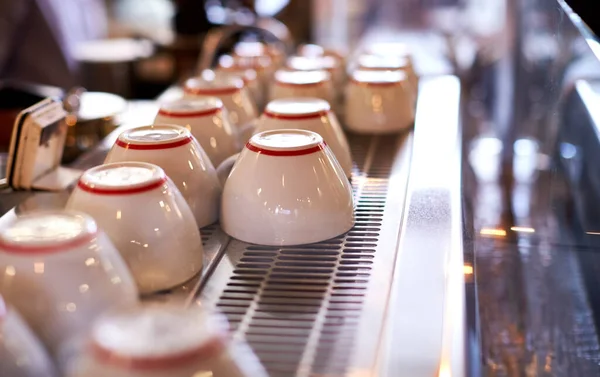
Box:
[376,75,465,377]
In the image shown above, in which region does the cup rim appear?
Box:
[349,70,407,87]
[264,98,330,120]
[247,129,326,156]
[0,211,98,254]
[358,53,412,70]
[287,55,339,72]
[274,69,331,87]
[184,77,243,96]
[158,99,223,118]
[78,162,167,195]
[117,125,193,150]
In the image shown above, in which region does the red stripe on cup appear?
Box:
[0,232,96,255]
[158,107,221,118]
[115,136,192,150]
[246,142,326,156]
[90,336,226,370]
[263,110,329,121]
[183,86,241,96]
[77,177,167,195]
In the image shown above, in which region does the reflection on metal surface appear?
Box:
[462,1,600,374]
[379,75,463,377]
[510,226,535,233]
[480,228,507,237]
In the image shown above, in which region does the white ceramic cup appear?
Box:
[269,70,336,107]
[154,98,241,166]
[221,129,354,246]
[66,304,268,377]
[66,162,204,294]
[217,55,266,108]
[255,97,353,178]
[345,70,415,134]
[297,43,347,67]
[105,125,221,227]
[0,211,138,360]
[233,40,283,68]
[356,53,418,95]
[215,55,265,108]
[183,75,258,143]
[0,297,59,377]
[286,55,345,88]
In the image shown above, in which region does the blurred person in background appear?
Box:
[0,0,107,89]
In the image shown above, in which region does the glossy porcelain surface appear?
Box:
[0,298,58,377]
[183,75,258,132]
[154,99,240,166]
[0,211,138,358]
[221,129,354,246]
[66,162,203,294]
[105,124,222,227]
[269,70,336,106]
[345,70,415,134]
[67,305,267,377]
[255,98,353,178]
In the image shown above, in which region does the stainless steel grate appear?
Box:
[200,133,413,377]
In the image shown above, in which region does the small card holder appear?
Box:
[6,97,82,191]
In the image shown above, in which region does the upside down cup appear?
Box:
[269,69,336,108]
[153,98,240,166]
[345,70,415,134]
[105,124,222,227]
[221,129,354,246]
[183,74,258,144]
[255,98,353,178]
[0,296,59,377]
[66,162,204,294]
[0,211,138,362]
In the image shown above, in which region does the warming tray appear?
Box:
[0,75,464,377]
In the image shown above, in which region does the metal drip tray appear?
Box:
[200,133,411,377]
[0,76,464,377]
